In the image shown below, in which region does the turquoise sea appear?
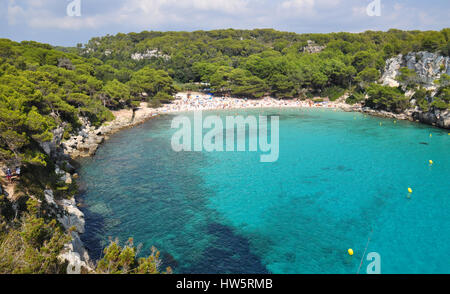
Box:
[78,108,450,274]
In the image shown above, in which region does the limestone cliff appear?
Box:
[381,51,450,89]
[380,51,450,129]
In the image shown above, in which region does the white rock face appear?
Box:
[61,231,91,273]
[381,52,450,89]
[405,52,450,86]
[55,166,65,177]
[45,188,92,274]
[303,40,326,54]
[57,198,85,234]
[63,117,105,158]
[56,199,92,274]
[59,234,92,275]
[55,166,73,184]
[131,49,170,61]
[59,251,85,274]
[44,189,57,207]
[381,54,402,87]
[380,51,450,129]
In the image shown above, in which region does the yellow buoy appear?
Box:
[429,160,433,165]
[408,188,413,194]
[430,134,433,138]
[348,249,354,256]
[394,120,397,124]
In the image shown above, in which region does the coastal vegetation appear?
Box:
[0,38,174,274]
[0,196,70,274]
[75,28,450,111]
[96,238,172,274]
[0,28,449,273]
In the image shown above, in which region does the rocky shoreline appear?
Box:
[46,103,161,273]
[351,107,450,129]
[63,104,160,159]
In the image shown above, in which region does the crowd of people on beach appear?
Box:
[155,92,354,114]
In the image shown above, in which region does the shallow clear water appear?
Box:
[78,108,450,274]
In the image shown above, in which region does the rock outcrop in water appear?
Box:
[412,109,450,129]
[63,105,159,158]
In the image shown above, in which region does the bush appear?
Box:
[152,92,174,104]
[396,67,418,88]
[0,213,70,274]
[57,58,74,70]
[321,86,346,101]
[365,84,410,113]
[418,99,430,112]
[431,98,449,110]
[412,87,431,111]
[95,238,172,274]
[346,92,365,105]
[0,195,15,221]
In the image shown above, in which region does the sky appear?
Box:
[1,0,449,46]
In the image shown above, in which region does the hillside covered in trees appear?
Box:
[1,28,449,273]
[72,28,449,110]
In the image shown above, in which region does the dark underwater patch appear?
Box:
[181,223,270,274]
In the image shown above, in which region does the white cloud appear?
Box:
[28,0,46,7]
[7,0,25,25]
[351,5,366,16]
[179,0,249,13]
[278,0,315,18]
[281,0,315,10]
[6,0,252,30]
[28,16,102,30]
[278,0,342,17]
[120,0,249,14]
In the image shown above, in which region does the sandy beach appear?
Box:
[109,92,360,128]
[153,92,357,114]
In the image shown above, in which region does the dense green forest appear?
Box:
[1,28,449,273]
[71,28,449,106]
